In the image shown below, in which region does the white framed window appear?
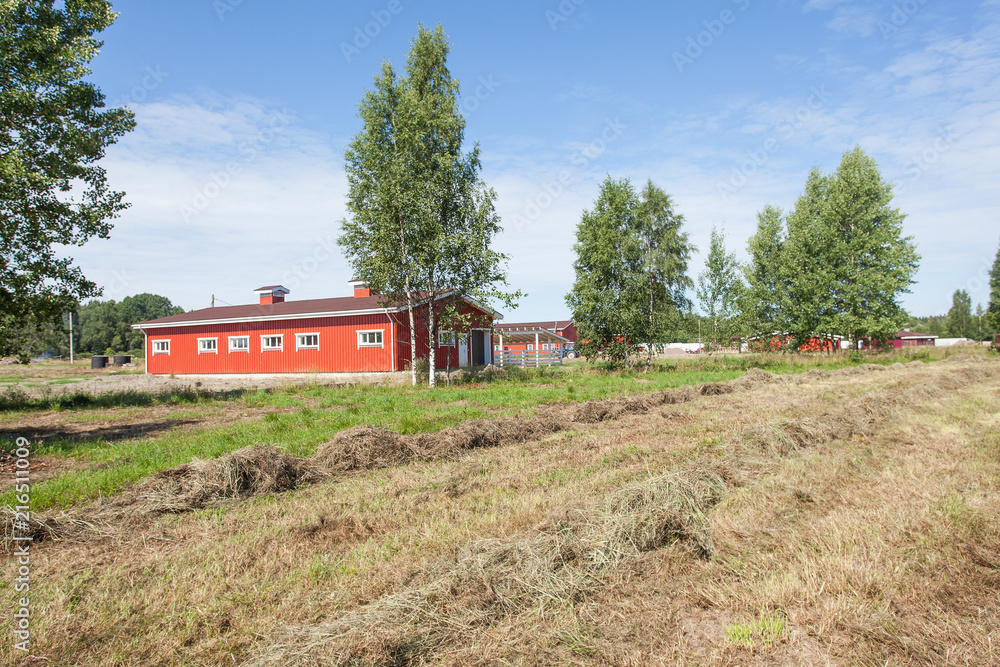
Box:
[152,339,170,355]
[296,333,319,350]
[527,344,534,351]
[261,334,283,351]
[542,343,550,351]
[438,330,456,347]
[229,336,249,353]
[358,330,384,347]
[198,338,218,354]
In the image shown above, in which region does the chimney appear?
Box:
[253,285,289,305]
[348,279,371,298]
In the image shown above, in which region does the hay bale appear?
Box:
[313,427,424,472]
[589,471,726,563]
[132,445,306,513]
[217,445,304,497]
[423,417,567,457]
[699,382,733,396]
[728,368,779,391]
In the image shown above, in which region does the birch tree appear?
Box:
[696,226,742,349]
[566,177,693,367]
[339,24,516,386]
[740,204,787,345]
[636,180,694,367]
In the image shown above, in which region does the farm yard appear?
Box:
[2,349,998,665]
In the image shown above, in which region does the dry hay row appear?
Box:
[3,359,989,547]
[2,369,777,544]
[248,470,730,667]
[245,362,1000,665]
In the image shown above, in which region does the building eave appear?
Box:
[131,307,400,331]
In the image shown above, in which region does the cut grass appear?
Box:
[1,351,992,513]
[1,359,998,665]
[0,363,764,511]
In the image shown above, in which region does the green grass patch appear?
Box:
[0,351,961,511]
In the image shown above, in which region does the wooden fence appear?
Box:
[497,350,563,367]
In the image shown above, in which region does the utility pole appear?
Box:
[68,311,74,364]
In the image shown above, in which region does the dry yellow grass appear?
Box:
[2,358,998,665]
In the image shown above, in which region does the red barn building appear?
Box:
[133,283,499,375]
[493,320,577,354]
[889,330,937,349]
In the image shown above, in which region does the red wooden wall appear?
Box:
[146,314,395,374]
[145,300,494,375]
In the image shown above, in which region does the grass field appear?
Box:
[1,349,998,665]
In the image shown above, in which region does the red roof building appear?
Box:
[493,320,577,353]
[890,330,937,348]
[132,283,499,375]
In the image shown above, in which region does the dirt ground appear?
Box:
[2,362,411,398]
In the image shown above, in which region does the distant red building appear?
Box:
[889,330,937,349]
[492,320,577,354]
[133,283,499,375]
[747,333,844,352]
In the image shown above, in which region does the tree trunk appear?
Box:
[646,268,654,373]
[426,272,437,388]
[398,215,418,387]
[405,291,418,387]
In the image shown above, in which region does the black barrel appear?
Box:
[91,356,108,369]
[113,355,131,366]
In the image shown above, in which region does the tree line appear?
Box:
[567,147,938,362]
[5,294,183,362]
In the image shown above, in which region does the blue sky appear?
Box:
[73,0,1000,322]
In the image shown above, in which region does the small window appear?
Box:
[229,336,249,353]
[527,344,534,351]
[152,339,170,355]
[198,338,218,354]
[438,330,456,347]
[358,330,383,347]
[261,335,283,351]
[296,333,319,350]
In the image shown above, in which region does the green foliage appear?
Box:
[0,1,135,356]
[338,24,518,387]
[945,289,973,338]
[77,293,182,355]
[988,240,1000,334]
[696,225,742,348]
[740,205,787,339]
[566,177,693,366]
[784,147,919,348]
